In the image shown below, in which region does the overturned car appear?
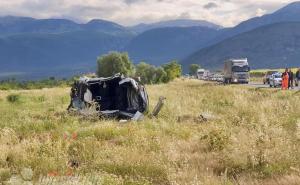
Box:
[68,74,149,120]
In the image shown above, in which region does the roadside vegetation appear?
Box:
[251,68,299,77]
[0,52,183,91]
[1,79,300,184]
[97,52,182,85]
[0,78,74,90]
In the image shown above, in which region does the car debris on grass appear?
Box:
[67,74,165,121]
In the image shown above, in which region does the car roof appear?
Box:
[272,72,282,76]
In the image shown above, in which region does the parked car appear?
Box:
[263,71,278,84]
[269,72,282,88]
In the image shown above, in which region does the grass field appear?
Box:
[1,79,300,184]
[251,68,299,78]
[251,68,299,73]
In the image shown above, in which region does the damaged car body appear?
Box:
[68,74,149,120]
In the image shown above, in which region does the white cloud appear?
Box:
[0,0,297,26]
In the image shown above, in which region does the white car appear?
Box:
[216,75,224,82]
[269,73,282,88]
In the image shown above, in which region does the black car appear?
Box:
[68,74,149,119]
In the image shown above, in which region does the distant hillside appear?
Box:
[0,16,132,36]
[129,19,222,33]
[182,22,300,70]
[2,1,300,79]
[125,26,221,65]
[211,1,300,44]
[0,31,133,78]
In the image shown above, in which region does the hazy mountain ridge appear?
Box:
[182,22,300,70]
[181,1,300,70]
[129,19,222,33]
[0,16,132,36]
[125,26,222,65]
[210,1,300,45]
[0,30,133,76]
[1,1,300,79]
[0,16,222,79]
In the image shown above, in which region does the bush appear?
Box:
[162,61,182,82]
[136,62,168,84]
[6,94,21,103]
[97,52,134,77]
[189,64,201,76]
[205,129,229,151]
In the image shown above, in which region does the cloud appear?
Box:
[203,2,218,9]
[0,0,297,27]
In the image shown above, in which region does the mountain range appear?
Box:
[125,26,221,65]
[0,16,132,36]
[0,1,300,79]
[183,22,300,70]
[208,1,300,45]
[182,1,300,71]
[128,19,222,33]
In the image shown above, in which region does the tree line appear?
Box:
[0,77,74,90]
[97,52,183,84]
[0,52,201,90]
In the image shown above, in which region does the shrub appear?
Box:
[6,94,21,103]
[162,61,182,82]
[136,62,168,84]
[189,64,201,76]
[205,129,229,151]
[97,52,134,77]
[37,96,46,102]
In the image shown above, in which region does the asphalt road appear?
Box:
[245,82,300,91]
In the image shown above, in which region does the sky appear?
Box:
[0,0,297,27]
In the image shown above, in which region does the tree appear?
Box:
[136,62,167,84]
[163,60,182,82]
[189,64,201,76]
[97,52,134,77]
[153,67,168,84]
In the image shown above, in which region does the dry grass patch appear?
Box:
[0,79,300,184]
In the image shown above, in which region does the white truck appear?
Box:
[197,69,205,79]
[224,58,250,84]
